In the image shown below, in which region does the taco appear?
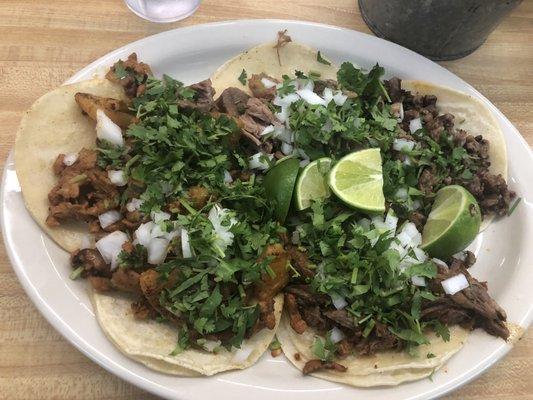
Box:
[15,35,515,383]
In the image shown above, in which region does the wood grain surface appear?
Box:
[0,1,531,399]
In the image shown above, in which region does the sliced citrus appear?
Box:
[295,157,332,210]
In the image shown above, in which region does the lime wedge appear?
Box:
[421,185,481,259]
[295,157,332,210]
[327,148,385,212]
[263,158,300,223]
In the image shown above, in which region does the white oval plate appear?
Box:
[2,20,532,400]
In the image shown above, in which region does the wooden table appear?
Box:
[0,1,531,399]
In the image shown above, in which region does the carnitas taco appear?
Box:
[14,32,516,383]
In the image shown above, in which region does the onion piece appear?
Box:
[432,258,448,269]
[413,247,428,262]
[95,231,128,271]
[409,117,423,134]
[249,152,273,171]
[181,229,192,258]
[273,93,300,108]
[441,273,469,295]
[261,77,277,89]
[151,211,171,224]
[147,237,169,265]
[96,109,124,147]
[393,139,415,152]
[107,170,127,186]
[384,211,398,232]
[63,153,78,166]
[98,210,121,229]
[331,294,347,310]
[330,327,345,343]
[232,345,253,363]
[281,142,293,155]
[202,340,221,353]
[134,222,155,247]
[260,125,275,136]
[223,170,233,184]
[296,88,326,106]
[411,276,426,287]
[126,198,143,213]
[391,102,404,122]
[332,91,348,106]
[322,87,334,104]
[273,126,293,143]
[291,230,300,245]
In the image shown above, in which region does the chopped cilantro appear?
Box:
[316,51,331,66]
[507,197,521,216]
[238,69,247,86]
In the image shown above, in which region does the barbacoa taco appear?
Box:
[14,32,516,383]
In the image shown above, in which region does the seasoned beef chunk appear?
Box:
[178,79,216,112]
[313,79,339,95]
[71,248,109,276]
[106,53,152,98]
[285,293,308,334]
[131,299,157,320]
[324,309,356,330]
[238,97,280,147]
[356,322,402,355]
[111,268,141,294]
[465,170,515,217]
[46,149,119,227]
[255,244,289,301]
[286,246,315,279]
[88,276,112,292]
[385,77,404,103]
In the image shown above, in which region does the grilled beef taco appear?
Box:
[15,35,515,383]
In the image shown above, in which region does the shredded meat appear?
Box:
[285,293,307,334]
[248,73,278,100]
[408,211,427,231]
[106,53,152,98]
[255,244,289,301]
[303,360,347,375]
[313,79,338,95]
[178,79,216,112]
[238,97,280,147]
[324,309,355,330]
[273,29,292,66]
[216,87,250,116]
[424,257,509,340]
[356,322,402,355]
[139,269,182,324]
[286,246,315,279]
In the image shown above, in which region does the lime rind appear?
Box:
[327,148,385,212]
[295,157,332,210]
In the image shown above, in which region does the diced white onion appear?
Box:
[399,255,419,271]
[202,340,221,353]
[453,251,467,261]
[400,222,420,240]
[249,152,273,171]
[126,198,143,213]
[296,88,326,106]
[208,205,237,251]
[260,125,275,136]
[151,211,171,224]
[411,199,422,211]
[330,327,346,344]
[98,210,121,229]
[395,187,408,200]
[432,258,448,269]
[358,218,371,231]
[409,117,423,134]
[150,224,165,239]
[441,273,469,295]
[413,247,428,262]
[393,139,416,152]
[275,107,288,123]
[147,237,169,265]
[384,210,398,232]
[331,294,348,310]
[411,276,426,287]
[396,231,412,248]
[95,231,128,271]
[232,345,253,363]
[403,157,413,166]
[273,126,293,144]
[134,222,155,247]
[63,153,78,166]
[165,228,181,241]
[322,87,334,104]
[181,229,192,258]
[281,142,293,155]
[332,91,348,106]
[107,170,127,186]
[291,230,300,244]
[261,77,277,89]
[96,109,124,147]
[273,93,300,108]
[223,170,233,184]
[389,240,408,259]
